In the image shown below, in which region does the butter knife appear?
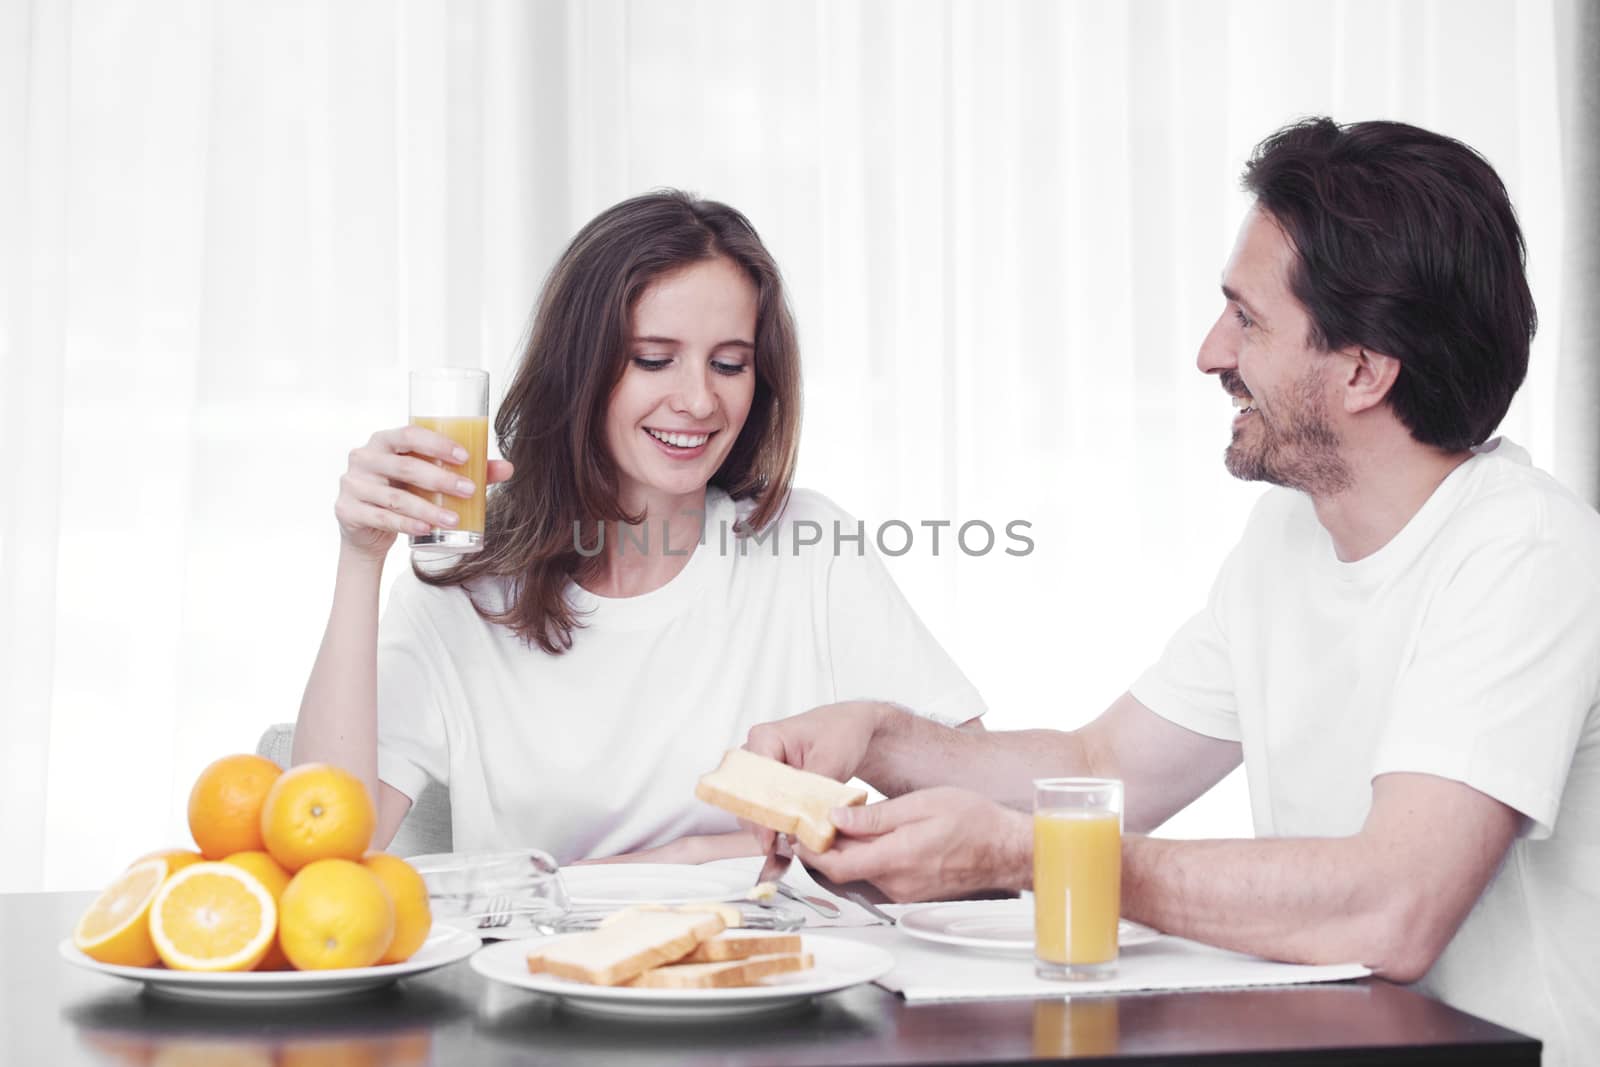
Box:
[753,834,794,889]
[776,881,841,919]
[800,861,897,925]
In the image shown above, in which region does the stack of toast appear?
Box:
[528,749,868,989]
[527,904,812,989]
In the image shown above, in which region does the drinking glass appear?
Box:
[408,368,489,553]
[409,849,570,933]
[1033,777,1123,979]
[1032,998,1120,1055]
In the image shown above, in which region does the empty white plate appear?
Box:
[896,899,1161,954]
[556,864,756,907]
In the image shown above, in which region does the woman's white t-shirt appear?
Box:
[376,487,985,863]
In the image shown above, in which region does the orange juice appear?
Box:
[407,415,488,535]
[1033,809,1121,966]
[1032,997,1120,1056]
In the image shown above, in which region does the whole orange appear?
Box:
[260,763,376,872]
[222,850,291,898]
[222,850,293,969]
[146,1040,273,1067]
[278,859,395,970]
[187,754,283,860]
[362,853,432,964]
[278,1038,385,1067]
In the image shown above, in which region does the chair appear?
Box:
[255,724,453,857]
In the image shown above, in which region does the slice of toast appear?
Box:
[694,748,868,852]
[527,909,726,986]
[626,951,815,989]
[679,933,802,963]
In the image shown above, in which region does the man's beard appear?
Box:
[1224,365,1352,496]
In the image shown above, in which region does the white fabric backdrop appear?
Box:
[0,0,1570,891]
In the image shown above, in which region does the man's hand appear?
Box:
[792,787,1033,902]
[739,701,887,853]
[744,700,887,782]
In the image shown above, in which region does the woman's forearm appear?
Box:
[293,545,386,802]
[577,831,765,866]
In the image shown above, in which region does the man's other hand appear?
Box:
[793,787,1032,902]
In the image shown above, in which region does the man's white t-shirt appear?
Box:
[376,487,985,864]
[1131,440,1600,1064]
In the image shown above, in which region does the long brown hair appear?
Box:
[417,190,802,653]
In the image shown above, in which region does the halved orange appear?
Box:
[74,858,167,966]
[129,847,204,876]
[222,850,294,970]
[149,861,278,972]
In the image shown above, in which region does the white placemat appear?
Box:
[827,925,1369,1003]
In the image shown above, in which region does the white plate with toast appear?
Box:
[557,863,756,907]
[58,924,482,1002]
[472,931,895,1018]
[896,899,1162,954]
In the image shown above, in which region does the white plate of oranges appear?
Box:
[59,923,481,1002]
[59,754,481,1002]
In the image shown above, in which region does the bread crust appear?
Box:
[679,933,802,963]
[626,951,815,989]
[526,911,726,986]
[694,749,868,851]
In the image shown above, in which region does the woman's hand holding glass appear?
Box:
[334,425,514,562]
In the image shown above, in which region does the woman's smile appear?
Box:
[643,426,717,458]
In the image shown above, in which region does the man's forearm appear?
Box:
[1121,835,1417,979]
[859,708,1095,807]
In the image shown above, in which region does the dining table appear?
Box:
[8,889,1540,1066]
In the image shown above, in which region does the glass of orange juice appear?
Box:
[1032,997,1120,1056]
[408,368,490,554]
[1033,777,1122,980]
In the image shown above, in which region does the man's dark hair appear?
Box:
[1243,117,1536,451]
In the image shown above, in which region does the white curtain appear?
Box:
[1,0,1569,891]
[1555,0,1599,505]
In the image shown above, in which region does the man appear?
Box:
[747,118,1600,1063]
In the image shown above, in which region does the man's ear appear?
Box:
[1340,347,1401,415]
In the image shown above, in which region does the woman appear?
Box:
[295,191,983,862]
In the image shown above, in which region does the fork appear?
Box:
[476,894,515,930]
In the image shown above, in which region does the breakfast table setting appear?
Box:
[13,850,1539,1066]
